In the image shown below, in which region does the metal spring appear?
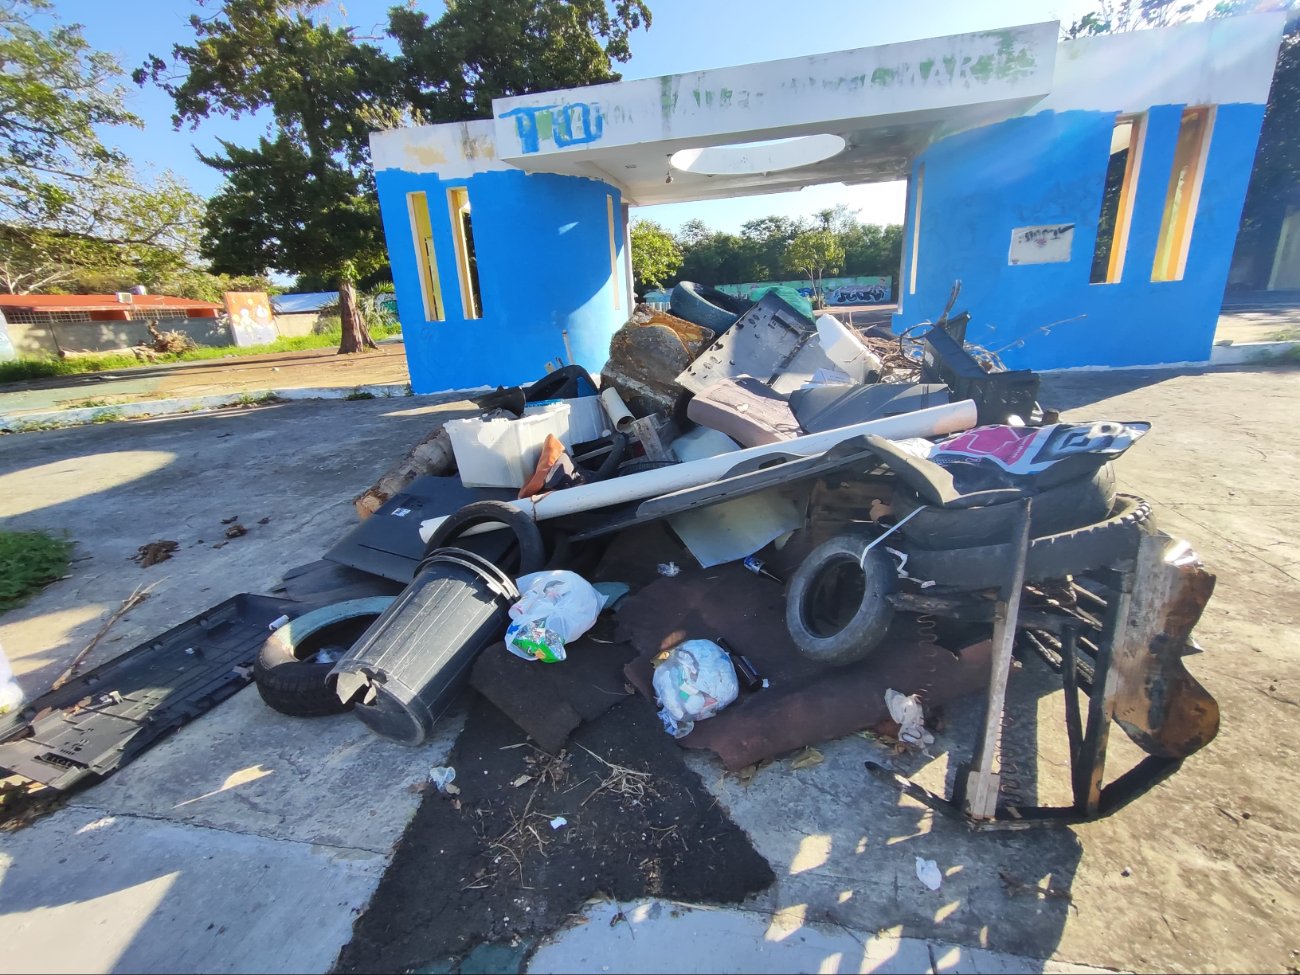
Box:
[915,613,938,646]
[996,709,1028,808]
[909,615,941,710]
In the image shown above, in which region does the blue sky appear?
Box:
[56,0,1099,232]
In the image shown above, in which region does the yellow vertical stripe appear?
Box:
[406,191,444,321]
[607,195,620,311]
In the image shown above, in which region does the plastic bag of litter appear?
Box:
[0,642,24,716]
[504,571,607,664]
[652,639,739,738]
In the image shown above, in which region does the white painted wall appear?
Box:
[367,15,1285,192]
[491,22,1058,159]
[1041,14,1284,114]
[370,119,509,177]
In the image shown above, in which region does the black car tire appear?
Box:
[786,534,898,666]
[903,494,1154,588]
[670,281,742,332]
[254,597,394,717]
[892,464,1117,550]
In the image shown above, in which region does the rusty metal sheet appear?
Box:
[1111,532,1220,758]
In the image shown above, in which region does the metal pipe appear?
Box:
[421,399,979,542]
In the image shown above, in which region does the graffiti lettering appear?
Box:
[1008,223,1074,265]
[827,286,886,304]
[499,102,604,154]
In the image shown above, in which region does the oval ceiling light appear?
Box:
[670,134,847,176]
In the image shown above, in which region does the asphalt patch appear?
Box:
[334,694,774,974]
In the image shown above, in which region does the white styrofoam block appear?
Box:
[445,404,572,488]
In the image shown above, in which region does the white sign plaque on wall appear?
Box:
[1008,224,1075,265]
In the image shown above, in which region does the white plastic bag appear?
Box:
[885,688,934,748]
[0,642,24,716]
[652,639,739,738]
[504,570,606,664]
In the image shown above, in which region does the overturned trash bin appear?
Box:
[331,501,544,745]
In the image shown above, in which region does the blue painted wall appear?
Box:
[895,104,1266,369]
[375,168,626,393]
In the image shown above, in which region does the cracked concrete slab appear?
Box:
[0,395,474,973]
[526,898,1119,974]
[2,365,1298,973]
[64,688,466,854]
[0,805,387,975]
[668,365,1300,974]
[0,396,477,695]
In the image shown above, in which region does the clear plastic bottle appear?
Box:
[0,642,25,715]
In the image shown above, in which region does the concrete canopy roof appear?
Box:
[487,22,1058,206]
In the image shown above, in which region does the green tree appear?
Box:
[740,215,803,281]
[676,229,756,286]
[139,0,401,352]
[0,0,205,294]
[629,219,681,293]
[388,0,651,120]
[0,0,134,227]
[784,230,844,307]
[1063,0,1199,37]
[143,0,655,351]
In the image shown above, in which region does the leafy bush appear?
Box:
[0,530,73,612]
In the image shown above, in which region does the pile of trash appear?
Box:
[0,281,1224,824]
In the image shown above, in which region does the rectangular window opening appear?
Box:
[1090,115,1144,284]
[406,191,445,322]
[1152,107,1215,283]
[909,164,925,296]
[447,187,483,319]
[606,195,621,312]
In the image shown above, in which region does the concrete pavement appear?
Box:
[1,366,1298,973]
[527,898,1118,974]
[0,395,479,975]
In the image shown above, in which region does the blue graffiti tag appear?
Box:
[499,103,604,154]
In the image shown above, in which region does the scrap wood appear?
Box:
[0,776,67,831]
[50,582,157,690]
[862,334,919,380]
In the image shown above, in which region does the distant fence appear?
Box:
[643,276,893,310]
[717,276,893,306]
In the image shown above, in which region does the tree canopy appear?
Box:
[637,207,902,297]
[389,0,651,121]
[784,229,845,307]
[141,0,654,351]
[629,219,681,292]
[0,0,206,294]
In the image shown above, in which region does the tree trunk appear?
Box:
[337,280,377,354]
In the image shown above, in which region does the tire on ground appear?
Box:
[670,281,743,332]
[786,534,898,666]
[254,596,395,717]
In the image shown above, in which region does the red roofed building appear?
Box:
[0,293,222,324]
[0,293,228,357]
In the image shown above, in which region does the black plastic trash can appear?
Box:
[330,501,544,745]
